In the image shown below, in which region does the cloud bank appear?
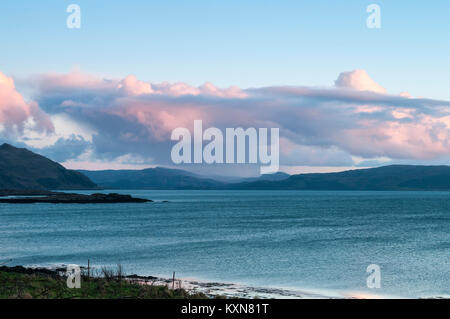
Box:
[0,72,53,136]
[2,69,450,174]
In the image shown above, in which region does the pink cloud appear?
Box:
[112,100,210,141]
[199,82,247,98]
[32,69,246,98]
[35,69,116,92]
[150,81,246,98]
[335,69,386,94]
[118,75,153,95]
[0,72,53,135]
[339,117,450,160]
[11,69,450,169]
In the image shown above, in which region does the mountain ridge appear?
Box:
[0,143,97,190]
[229,165,450,190]
[78,167,225,189]
[2,143,450,191]
[79,165,450,191]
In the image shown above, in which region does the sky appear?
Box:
[0,1,450,176]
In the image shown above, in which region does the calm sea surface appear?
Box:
[1,190,449,298]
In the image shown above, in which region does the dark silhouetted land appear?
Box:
[0,266,207,299]
[0,193,151,204]
[0,143,97,190]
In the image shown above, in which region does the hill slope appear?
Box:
[0,144,97,190]
[80,165,450,191]
[230,165,450,190]
[78,167,225,189]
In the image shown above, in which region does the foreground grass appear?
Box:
[0,268,209,299]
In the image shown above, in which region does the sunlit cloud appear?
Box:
[2,68,450,174]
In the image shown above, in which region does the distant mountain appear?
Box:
[0,143,97,190]
[78,167,225,189]
[239,172,290,183]
[79,168,291,190]
[79,165,450,191]
[229,165,450,190]
[193,171,290,183]
[6,142,448,191]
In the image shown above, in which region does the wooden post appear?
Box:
[88,259,90,280]
[172,272,175,290]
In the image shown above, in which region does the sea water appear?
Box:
[0,190,449,298]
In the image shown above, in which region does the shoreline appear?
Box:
[1,264,334,299]
[2,264,448,299]
[0,264,399,299]
[130,276,336,299]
